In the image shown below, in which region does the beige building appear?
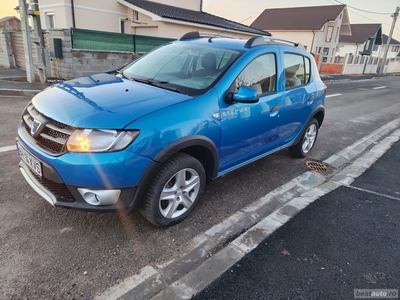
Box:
[251,5,351,64]
[377,34,400,60]
[0,16,21,29]
[34,0,267,39]
[337,23,382,57]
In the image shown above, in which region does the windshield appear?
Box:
[121,42,242,96]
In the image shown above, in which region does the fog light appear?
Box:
[78,188,121,206]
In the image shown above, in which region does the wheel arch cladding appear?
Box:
[153,135,219,182]
[313,108,325,127]
[293,107,324,146]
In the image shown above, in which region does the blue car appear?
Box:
[16,31,326,227]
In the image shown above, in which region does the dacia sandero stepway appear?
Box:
[17,31,326,226]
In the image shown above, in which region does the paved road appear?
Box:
[192,140,400,300]
[1,76,399,299]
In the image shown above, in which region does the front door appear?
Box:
[219,53,281,172]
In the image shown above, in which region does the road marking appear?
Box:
[326,93,341,98]
[373,86,386,90]
[347,185,400,202]
[0,145,16,153]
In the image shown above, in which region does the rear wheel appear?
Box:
[289,118,319,158]
[140,153,205,227]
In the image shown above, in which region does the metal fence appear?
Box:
[71,28,175,53]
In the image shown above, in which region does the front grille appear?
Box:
[30,171,75,203]
[22,103,75,155]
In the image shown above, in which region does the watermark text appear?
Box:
[354,289,398,299]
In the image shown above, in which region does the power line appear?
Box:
[347,7,392,26]
[332,0,392,15]
[325,0,400,40]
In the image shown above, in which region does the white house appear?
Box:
[250,5,351,64]
[374,34,400,60]
[33,0,268,39]
[337,23,382,57]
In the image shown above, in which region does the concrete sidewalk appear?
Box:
[0,67,50,96]
[94,119,400,300]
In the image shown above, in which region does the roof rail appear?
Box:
[245,35,305,50]
[179,31,239,41]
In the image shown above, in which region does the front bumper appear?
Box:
[15,133,155,213]
[18,160,138,212]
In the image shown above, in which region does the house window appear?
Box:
[373,45,379,51]
[335,27,340,43]
[134,10,139,21]
[365,40,371,51]
[391,46,400,52]
[120,20,125,33]
[326,26,334,42]
[45,11,55,29]
[322,57,328,63]
[323,47,329,55]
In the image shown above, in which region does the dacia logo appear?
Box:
[31,119,42,136]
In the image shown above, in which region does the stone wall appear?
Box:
[47,29,140,79]
[0,29,14,68]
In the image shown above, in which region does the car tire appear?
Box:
[140,153,206,227]
[289,118,319,158]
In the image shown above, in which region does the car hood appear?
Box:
[32,73,191,129]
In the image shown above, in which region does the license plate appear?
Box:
[17,142,43,177]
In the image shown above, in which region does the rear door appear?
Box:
[276,51,317,145]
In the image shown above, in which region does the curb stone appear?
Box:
[95,118,400,300]
[0,88,42,97]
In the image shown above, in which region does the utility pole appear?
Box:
[30,0,47,83]
[18,0,35,83]
[379,6,400,75]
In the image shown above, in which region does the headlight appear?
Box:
[66,129,139,152]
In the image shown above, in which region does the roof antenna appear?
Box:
[208,16,252,42]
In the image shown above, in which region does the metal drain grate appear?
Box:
[306,160,327,172]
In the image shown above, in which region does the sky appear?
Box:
[202,0,400,41]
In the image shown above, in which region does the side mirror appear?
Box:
[232,86,259,103]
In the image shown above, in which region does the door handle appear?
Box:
[270,105,280,117]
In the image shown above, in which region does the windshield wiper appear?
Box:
[131,78,183,94]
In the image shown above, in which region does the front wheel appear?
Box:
[140,153,206,227]
[289,118,319,158]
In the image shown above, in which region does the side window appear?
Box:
[235,53,276,95]
[283,53,311,89]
